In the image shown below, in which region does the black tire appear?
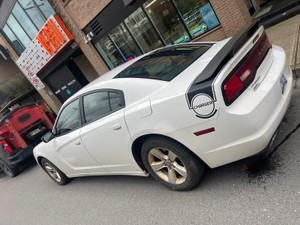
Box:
[41,158,70,185]
[0,161,18,178]
[141,136,205,191]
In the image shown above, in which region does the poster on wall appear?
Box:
[199,3,220,30]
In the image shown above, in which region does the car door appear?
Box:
[50,98,101,174]
[79,90,141,173]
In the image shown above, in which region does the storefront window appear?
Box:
[19,0,46,28]
[6,15,31,48]
[124,8,163,52]
[143,0,189,45]
[109,23,142,60]
[95,36,125,69]
[2,0,56,54]
[34,0,55,19]
[3,25,25,55]
[173,0,219,37]
[12,2,39,39]
[92,0,219,69]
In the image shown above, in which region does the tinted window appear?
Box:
[114,44,211,81]
[55,99,80,135]
[109,92,123,111]
[83,91,124,124]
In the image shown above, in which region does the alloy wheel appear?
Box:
[44,162,62,183]
[148,147,187,184]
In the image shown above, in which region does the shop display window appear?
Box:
[143,0,188,45]
[173,0,220,37]
[124,8,163,52]
[94,0,219,69]
[109,23,143,60]
[95,36,125,69]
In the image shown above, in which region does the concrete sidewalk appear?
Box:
[265,14,300,86]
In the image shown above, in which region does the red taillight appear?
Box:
[0,139,13,153]
[224,74,244,102]
[4,146,12,153]
[223,33,271,104]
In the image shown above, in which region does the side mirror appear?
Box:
[41,131,55,143]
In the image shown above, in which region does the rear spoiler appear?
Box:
[186,20,261,118]
[196,19,260,85]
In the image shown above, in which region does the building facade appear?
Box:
[0,0,265,113]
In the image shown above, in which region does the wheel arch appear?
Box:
[131,133,206,172]
[37,156,70,178]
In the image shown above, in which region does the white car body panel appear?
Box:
[33,24,293,180]
[79,108,142,175]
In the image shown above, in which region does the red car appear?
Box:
[0,102,54,177]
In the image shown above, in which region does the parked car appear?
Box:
[34,20,293,191]
[0,102,54,177]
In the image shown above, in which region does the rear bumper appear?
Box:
[199,46,293,168]
[6,147,33,167]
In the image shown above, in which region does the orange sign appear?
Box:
[36,16,73,56]
[17,15,74,90]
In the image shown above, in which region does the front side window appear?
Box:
[55,99,80,135]
[83,91,124,124]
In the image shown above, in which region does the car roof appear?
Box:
[62,41,227,108]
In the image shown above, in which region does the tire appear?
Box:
[141,136,205,191]
[41,158,70,185]
[0,161,18,178]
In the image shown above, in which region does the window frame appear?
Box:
[53,98,82,136]
[80,89,126,125]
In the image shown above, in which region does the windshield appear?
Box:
[114,44,212,81]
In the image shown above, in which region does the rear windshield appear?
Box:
[114,44,212,82]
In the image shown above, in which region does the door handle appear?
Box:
[112,124,122,130]
[75,140,81,145]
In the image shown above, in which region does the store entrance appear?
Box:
[45,60,89,103]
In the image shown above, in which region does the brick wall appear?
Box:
[49,0,110,77]
[210,0,252,37]
[64,0,111,29]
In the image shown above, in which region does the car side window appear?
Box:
[83,91,123,124]
[55,99,80,135]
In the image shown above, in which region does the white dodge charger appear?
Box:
[34,21,293,191]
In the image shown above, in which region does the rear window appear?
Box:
[114,44,212,82]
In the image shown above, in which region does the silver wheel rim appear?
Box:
[148,147,187,184]
[44,162,62,183]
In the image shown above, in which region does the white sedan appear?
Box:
[34,21,293,191]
